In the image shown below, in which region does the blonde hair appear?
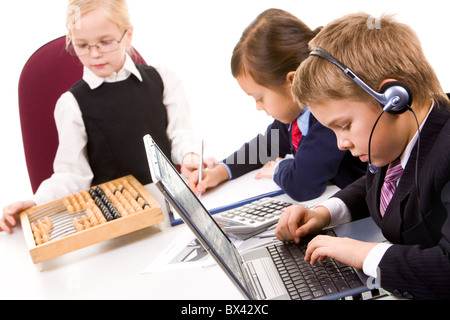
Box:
[66,0,132,34]
[292,13,449,109]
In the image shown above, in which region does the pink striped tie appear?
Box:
[380,158,404,216]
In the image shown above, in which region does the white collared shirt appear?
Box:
[32,54,196,205]
[83,53,144,89]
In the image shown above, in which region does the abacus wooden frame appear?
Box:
[20,175,164,264]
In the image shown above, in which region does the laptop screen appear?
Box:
[144,135,250,296]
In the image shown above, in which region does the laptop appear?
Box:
[143,134,385,300]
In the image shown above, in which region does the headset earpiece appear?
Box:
[378,81,413,114]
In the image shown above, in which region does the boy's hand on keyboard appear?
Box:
[304,235,378,270]
[275,205,331,244]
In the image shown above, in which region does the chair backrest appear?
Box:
[18,36,146,193]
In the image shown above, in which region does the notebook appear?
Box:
[143,134,384,300]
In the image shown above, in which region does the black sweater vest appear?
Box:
[69,64,172,185]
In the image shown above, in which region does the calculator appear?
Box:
[213,197,292,238]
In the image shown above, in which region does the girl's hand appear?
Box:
[255,158,282,179]
[187,165,229,196]
[1,200,36,233]
[180,152,215,178]
[305,235,378,269]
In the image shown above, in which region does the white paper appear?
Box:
[141,229,216,273]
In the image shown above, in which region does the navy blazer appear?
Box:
[222,112,365,201]
[335,102,450,299]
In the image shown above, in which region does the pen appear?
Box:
[198,140,204,198]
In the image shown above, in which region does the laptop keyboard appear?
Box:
[267,233,364,300]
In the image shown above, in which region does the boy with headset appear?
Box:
[275,13,450,299]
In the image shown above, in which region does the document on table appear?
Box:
[141,229,216,273]
[141,228,278,274]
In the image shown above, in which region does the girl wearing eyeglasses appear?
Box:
[1,0,200,233]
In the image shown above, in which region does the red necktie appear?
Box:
[292,120,302,152]
[380,158,404,216]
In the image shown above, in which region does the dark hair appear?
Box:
[231,8,320,89]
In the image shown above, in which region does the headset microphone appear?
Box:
[368,164,379,174]
[309,47,414,174]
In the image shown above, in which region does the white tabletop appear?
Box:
[1,217,245,300]
[0,174,339,300]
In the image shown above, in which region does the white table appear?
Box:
[0,174,339,300]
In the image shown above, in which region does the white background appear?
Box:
[0,0,449,208]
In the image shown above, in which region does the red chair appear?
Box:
[18,36,146,193]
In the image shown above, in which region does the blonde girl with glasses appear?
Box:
[1,0,200,233]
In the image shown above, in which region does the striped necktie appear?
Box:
[380,158,404,216]
[291,120,302,152]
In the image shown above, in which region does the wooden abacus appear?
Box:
[20,175,164,264]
